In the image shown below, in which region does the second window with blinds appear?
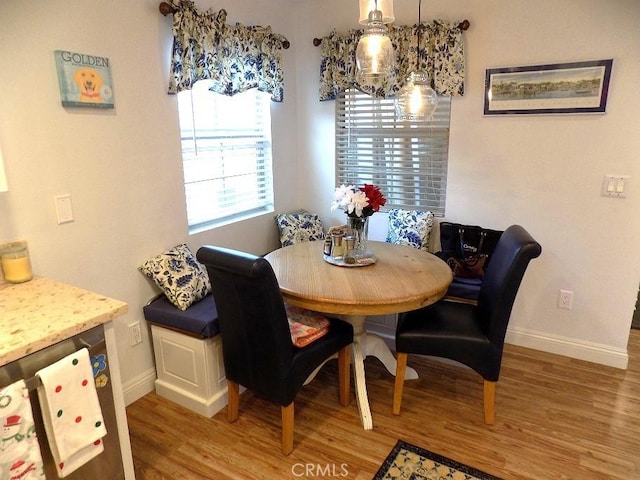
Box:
[335,89,451,217]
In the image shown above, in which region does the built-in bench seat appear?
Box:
[144,293,220,338]
[143,294,227,417]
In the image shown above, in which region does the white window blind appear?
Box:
[335,89,450,216]
[178,82,274,231]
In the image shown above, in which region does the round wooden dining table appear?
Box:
[264,240,452,430]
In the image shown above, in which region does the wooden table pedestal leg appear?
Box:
[366,333,418,380]
[350,337,372,430]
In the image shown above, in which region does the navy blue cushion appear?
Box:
[446,277,482,301]
[143,294,219,338]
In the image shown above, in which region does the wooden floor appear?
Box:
[126,330,640,479]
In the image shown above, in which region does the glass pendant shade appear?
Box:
[395,71,438,121]
[359,0,394,24]
[356,9,396,81]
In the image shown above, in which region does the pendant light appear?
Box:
[359,0,394,24]
[395,0,438,121]
[356,0,396,82]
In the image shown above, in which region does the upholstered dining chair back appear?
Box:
[476,224,543,350]
[196,245,353,454]
[392,225,541,424]
[197,246,294,400]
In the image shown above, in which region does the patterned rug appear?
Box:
[373,440,502,480]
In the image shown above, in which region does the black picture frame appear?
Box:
[484,59,613,116]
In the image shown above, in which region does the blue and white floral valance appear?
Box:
[319,20,465,100]
[167,0,288,102]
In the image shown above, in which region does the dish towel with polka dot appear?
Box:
[0,379,45,479]
[36,348,107,478]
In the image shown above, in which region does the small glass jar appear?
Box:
[1,241,33,283]
[344,236,356,264]
[331,233,345,259]
[323,237,333,256]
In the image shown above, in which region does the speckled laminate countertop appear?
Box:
[0,276,128,366]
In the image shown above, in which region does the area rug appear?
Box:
[373,440,502,480]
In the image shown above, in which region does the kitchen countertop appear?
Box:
[0,276,128,366]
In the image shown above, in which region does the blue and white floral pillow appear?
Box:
[275,211,325,247]
[386,209,434,251]
[139,244,211,311]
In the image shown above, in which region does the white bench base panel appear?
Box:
[151,324,227,417]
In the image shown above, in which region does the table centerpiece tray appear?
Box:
[323,253,377,268]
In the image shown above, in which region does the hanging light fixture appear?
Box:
[355,0,396,82]
[359,0,394,24]
[395,0,438,121]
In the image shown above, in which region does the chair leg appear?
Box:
[338,345,351,406]
[281,402,294,455]
[227,380,240,423]
[483,380,496,424]
[392,352,408,415]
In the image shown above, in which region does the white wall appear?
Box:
[0,0,298,403]
[1,0,638,406]
[292,0,640,368]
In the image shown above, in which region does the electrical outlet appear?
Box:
[129,322,142,346]
[558,289,573,310]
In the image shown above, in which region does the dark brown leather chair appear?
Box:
[196,246,353,454]
[392,225,542,424]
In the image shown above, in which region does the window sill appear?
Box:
[188,207,274,235]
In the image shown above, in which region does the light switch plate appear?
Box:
[55,194,74,224]
[601,175,629,198]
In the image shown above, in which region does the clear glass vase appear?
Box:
[346,216,370,255]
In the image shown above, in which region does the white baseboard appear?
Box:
[122,367,156,406]
[155,379,228,418]
[119,328,628,410]
[366,317,629,370]
[505,327,628,370]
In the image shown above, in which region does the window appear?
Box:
[335,89,451,216]
[177,81,274,232]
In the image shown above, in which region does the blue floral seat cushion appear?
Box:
[138,244,212,311]
[385,209,434,251]
[275,211,325,247]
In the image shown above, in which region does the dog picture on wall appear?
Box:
[73,67,105,104]
[55,50,114,108]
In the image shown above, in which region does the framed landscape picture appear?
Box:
[484,59,613,115]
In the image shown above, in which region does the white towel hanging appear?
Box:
[36,348,107,478]
[0,379,45,479]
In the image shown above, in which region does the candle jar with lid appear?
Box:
[1,241,33,283]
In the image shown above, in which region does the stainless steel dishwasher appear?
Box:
[0,325,125,479]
